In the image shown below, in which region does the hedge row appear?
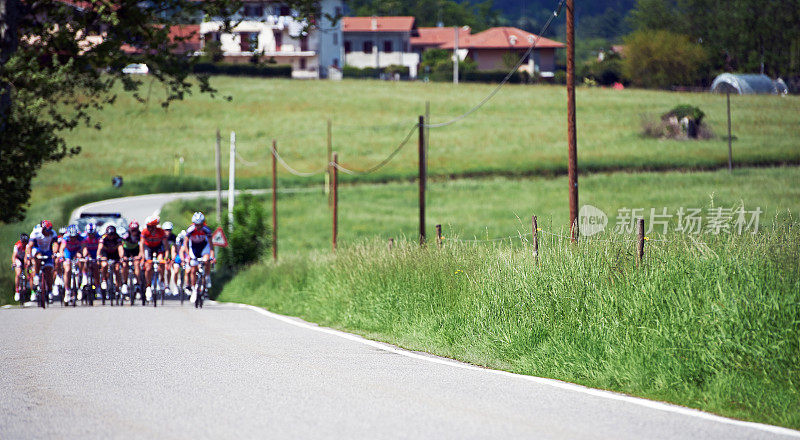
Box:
[192,62,292,77]
[343,64,410,79]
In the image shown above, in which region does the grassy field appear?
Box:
[160,167,800,253]
[219,225,800,429]
[32,77,800,203]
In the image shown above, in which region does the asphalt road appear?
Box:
[1,191,790,439]
[1,302,798,440]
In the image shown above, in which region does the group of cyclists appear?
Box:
[11,211,215,307]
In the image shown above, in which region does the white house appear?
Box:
[342,16,420,78]
[199,0,344,79]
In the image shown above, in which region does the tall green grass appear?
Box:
[220,227,800,429]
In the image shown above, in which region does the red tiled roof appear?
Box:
[342,16,415,33]
[442,27,564,50]
[410,26,471,48]
[122,24,202,54]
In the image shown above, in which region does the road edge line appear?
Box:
[215,300,800,438]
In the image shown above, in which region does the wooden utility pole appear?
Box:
[727,91,733,171]
[215,129,222,224]
[418,116,426,245]
[271,140,278,261]
[566,0,578,243]
[331,152,338,251]
[453,26,459,84]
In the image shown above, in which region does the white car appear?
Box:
[122,63,149,75]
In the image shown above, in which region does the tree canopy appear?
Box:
[628,0,800,78]
[0,0,319,223]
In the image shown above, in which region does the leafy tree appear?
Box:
[0,0,319,223]
[622,29,708,88]
[628,0,800,78]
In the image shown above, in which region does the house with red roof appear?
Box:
[342,16,420,78]
[441,27,565,76]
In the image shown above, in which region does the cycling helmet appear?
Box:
[41,220,53,230]
[58,226,67,235]
[105,224,117,235]
[20,233,29,243]
[145,215,159,227]
[67,224,79,236]
[162,221,173,231]
[129,220,140,232]
[85,222,97,234]
[191,212,205,225]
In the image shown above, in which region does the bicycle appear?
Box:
[192,257,213,309]
[32,254,51,309]
[62,257,80,308]
[145,258,166,308]
[81,257,97,307]
[121,257,141,306]
[99,258,121,306]
[13,261,32,307]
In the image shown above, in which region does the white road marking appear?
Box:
[222,301,800,438]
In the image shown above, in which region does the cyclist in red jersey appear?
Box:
[140,215,168,301]
[11,233,29,302]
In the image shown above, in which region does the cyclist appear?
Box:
[11,233,29,302]
[26,220,58,302]
[162,222,177,295]
[172,229,188,295]
[53,226,68,292]
[80,222,101,300]
[121,220,142,297]
[185,212,214,304]
[58,225,84,303]
[97,224,124,297]
[140,215,168,301]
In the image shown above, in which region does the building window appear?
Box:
[279,5,291,16]
[383,40,393,53]
[300,36,308,52]
[274,31,282,51]
[344,41,351,53]
[363,41,373,53]
[300,58,306,69]
[243,4,264,17]
[240,32,257,52]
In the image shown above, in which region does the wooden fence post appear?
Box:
[271,140,278,261]
[418,115,426,245]
[436,224,442,248]
[636,218,645,265]
[532,215,539,261]
[332,152,338,252]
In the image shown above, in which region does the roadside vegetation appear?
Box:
[219,225,800,429]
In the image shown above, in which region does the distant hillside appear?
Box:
[492,0,636,39]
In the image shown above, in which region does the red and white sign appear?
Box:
[211,227,229,247]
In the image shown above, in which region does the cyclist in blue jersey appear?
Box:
[25,220,58,301]
[58,225,84,303]
[80,222,101,294]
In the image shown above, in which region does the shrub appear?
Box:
[342,65,380,78]
[623,30,709,89]
[580,56,624,86]
[663,104,705,125]
[192,62,292,77]
[218,194,272,271]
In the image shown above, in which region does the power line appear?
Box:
[330,123,418,175]
[424,0,566,129]
[270,143,327,177]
